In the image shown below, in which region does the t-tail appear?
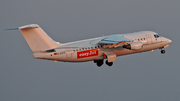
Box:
[6,24,61,52]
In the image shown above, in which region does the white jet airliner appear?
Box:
[7,24,172,67]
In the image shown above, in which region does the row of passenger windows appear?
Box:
[73,45,102,52]
[132,34,159,42]
[132,38,146,42]
[56,46,102,54]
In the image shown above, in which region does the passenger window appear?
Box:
[141,38,143,40]
[144,38,145,40]
[138,39,140,41]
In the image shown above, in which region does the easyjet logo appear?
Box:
[77,49,98,59]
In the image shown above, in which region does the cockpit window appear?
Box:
[154,34,160,38]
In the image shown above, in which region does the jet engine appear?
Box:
[123,42,143,50]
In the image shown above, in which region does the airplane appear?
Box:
[7,24,172,67]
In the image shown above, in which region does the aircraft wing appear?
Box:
[99,35,131,44]
[98,35,132,48]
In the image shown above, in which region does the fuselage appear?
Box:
[33,31,172,62]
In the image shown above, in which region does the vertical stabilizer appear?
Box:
[17,24,60,52]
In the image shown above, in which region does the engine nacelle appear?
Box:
[123,42,143,50]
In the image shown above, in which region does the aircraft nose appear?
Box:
[167,38,172,44]
[165,38,172,44]
[161,37,172,44]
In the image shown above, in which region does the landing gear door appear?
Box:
[146,35,152,44]
[104,52,116,62]
[66,48,72,58]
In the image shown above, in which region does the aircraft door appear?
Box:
[146,35,152,44]
[66,48,72,58]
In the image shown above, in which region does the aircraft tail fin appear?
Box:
[7,24,61,52]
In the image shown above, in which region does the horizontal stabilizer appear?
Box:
[5,24,39,30]
[19,24,39,29]
[5,28,19,30]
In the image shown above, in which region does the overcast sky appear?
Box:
[0,0,180,101]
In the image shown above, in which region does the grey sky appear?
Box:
[0,0,179,101]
